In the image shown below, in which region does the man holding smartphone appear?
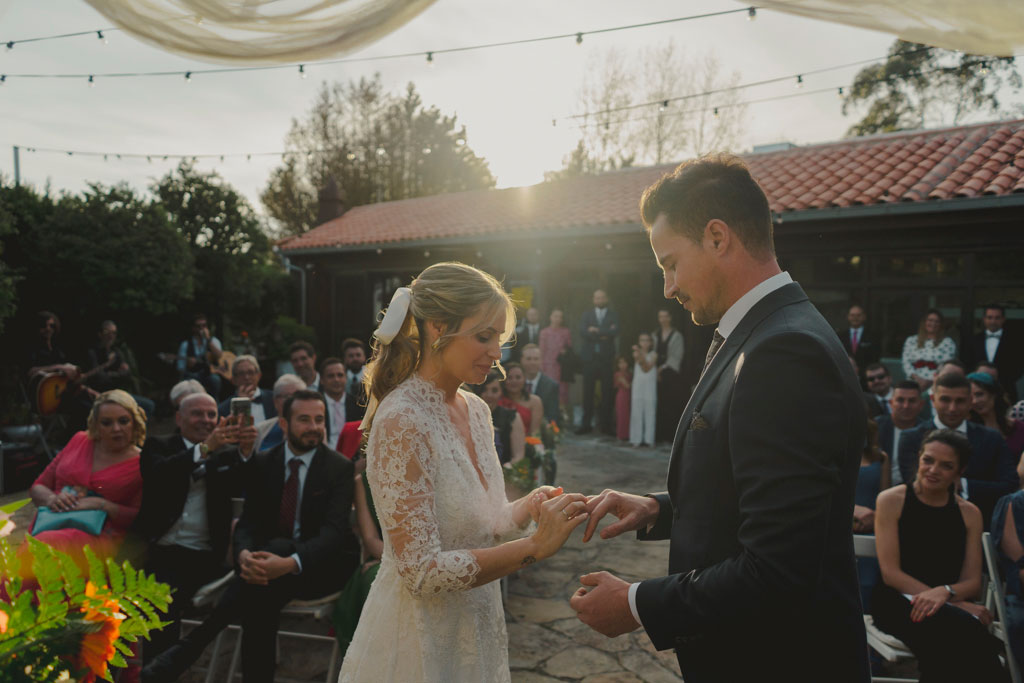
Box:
[217,355,275,423]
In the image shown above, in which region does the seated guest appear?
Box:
[902,309,957,393]
[520,343,560,426]
[130,393,255,663]
[975,361,1000,381]
[919,359,967,422]
[24,310,95,432]
[341,338,368,424]
[217,355,275,422]
[968,371,1024,465]
[863,363,893,418]
[473,370,526,465]
[289,340,320,391]
[873,430,1006,682]
[143,391,360,683]
[319,357,347,448]
[255,374,305,453]
[876,380,928,485]
[177,314,223,398]
[28,390,144,569]
[898,373,1018,531]
[169,379,206,410]
[855,420,891,610]
[991,490,1024,673]
[83,319,156,420]
[500,362,543,435]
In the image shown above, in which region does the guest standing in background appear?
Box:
[838,304,881,372]
[539,308,572,410]
[629,333,658,448]
[902,309,957,392]
[963,305,1021,402]
[577,289,619,435]
[613,356,632,442]
[653,309,685,444]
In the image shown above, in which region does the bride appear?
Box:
[339,262,588,682]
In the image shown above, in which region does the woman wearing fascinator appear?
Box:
[339,262,588,682]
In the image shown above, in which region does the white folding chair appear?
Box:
[180,571,239,683]
[981,531,1023,683]
[853,534,919,682]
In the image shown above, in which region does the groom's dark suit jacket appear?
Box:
[634,283,869,682]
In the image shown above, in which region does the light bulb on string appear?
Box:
[552,119,557,127]
[299,64,307,79]
[146,156,152,163]
[88,75,95,87]
[426,52,433,65]
[455,137,466,146]
[659,100,669,112]
[795,74,804,88]
[346,152,356,161]
[97,30,107,44]
[0,76,5,85]
[837,87,844,98]
[5,41,13,51]
[747,7,756,21]
[376,147,386,156]
[184,71,192,83]
[713,107,719,117]
[979,60,990,75]
[246,155,251,162]
[422,147,432,154]
[575,32,583,45]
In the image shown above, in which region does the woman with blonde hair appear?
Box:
[28,389,145,568]
[340,262,588,682]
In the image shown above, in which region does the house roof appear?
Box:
[281,119,1024,252]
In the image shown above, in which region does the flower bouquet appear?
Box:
[0,537,171,682]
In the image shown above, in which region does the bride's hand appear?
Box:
[527,486,563,522]
[531,493,589,559]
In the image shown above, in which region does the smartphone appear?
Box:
[230,397,253,425]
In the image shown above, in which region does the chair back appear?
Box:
[982,531,1023,683]
[853,534,877,558]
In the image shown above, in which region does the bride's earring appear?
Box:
[431,338,441,351]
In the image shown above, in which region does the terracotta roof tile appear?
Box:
[283,119,1024,251]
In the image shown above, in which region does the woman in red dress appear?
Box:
[28,389,145,569]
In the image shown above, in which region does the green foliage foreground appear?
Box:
[0,537,171,682]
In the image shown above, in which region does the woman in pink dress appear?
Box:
[539,308,572,407]
[28,389,144,570]
[613,356,632,441]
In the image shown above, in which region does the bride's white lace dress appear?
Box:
[339,375,529,682]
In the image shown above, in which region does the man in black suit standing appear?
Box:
[570,154,869,682]
[521,343,561,425]
[144,390,360,683]
[874,380,927,485]
[963,304,1021,402]
[577,290,619,435]
[128,392,254,663]
[341,338,368,424]
[510,306,543,363]
[897,373,1017,530]
[838,304,880,376]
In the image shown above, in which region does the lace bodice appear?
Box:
[365,374,523,597]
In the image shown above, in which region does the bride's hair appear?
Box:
[362,262,515,431]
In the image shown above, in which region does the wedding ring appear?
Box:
[561,508,571,520]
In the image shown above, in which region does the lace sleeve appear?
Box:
[368,409,481,597]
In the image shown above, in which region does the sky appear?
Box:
[0,0,1010,218]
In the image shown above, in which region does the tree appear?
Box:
[842,40,1022,137]
[262,76,496,236]
[154,160,285,338]
[547,42,745,181]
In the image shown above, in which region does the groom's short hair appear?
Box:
[640,153,774,260]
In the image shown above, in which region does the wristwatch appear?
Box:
[944,584,956,598]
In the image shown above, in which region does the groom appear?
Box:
[570,155,869,682]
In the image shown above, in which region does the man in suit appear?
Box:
[143,390,360,683]
[897,372,1018,530]
[577,290,619,435]
[963,304,1021,402]
[863,362,893,418]
[838,304,880,374]
[511,307,543,362]
[217,355,276,422]
[128,392,255,662]
[341,338,368,424]
[320,357,347,449]
[570,154,869,682]
[255,373,305,453]
[875,380,927,485]
[520,343,561,425]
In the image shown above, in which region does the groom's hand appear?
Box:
[582,490,660,542]
[570,571,640,637]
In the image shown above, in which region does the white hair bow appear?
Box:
[374,287,412,345]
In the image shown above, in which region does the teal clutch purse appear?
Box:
[31,486,108,536]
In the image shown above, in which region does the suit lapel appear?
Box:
[299,446,328,536]
[666,283,811,494]
[268,445,286,510]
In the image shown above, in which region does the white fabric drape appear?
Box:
[750,0,1024,56]
[83,0,437,64]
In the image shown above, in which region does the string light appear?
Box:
[422,147,432,154]
[426,52,433,64]
[5,41,13,51]
[795,74,804,88]
[376,147,386,156]
[346,152,356,161]
[88,75,95,87]
[552,119,557,127]
[837,86,844,98]
[575,32,583,45]
[97,30,107,44]
[184,71,192,83]
[0,76,5,85]
[713,107,719,117]
[659,100,669,112]
[979,60,991,75]
[747,7,757,21]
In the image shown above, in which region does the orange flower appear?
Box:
[0,610,8,634]
[76,582,124,682]
[549,421,560,434]
[525,437,542,445]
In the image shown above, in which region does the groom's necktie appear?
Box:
[702,329,726,375]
